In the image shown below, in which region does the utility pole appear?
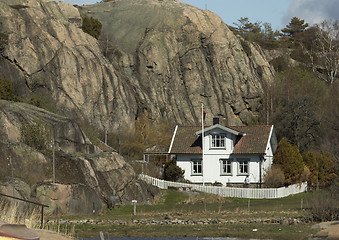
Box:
[8,156,15,196]
[104,129,107,145]
[52,137,55,184]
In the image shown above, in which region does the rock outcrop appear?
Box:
[0,0,275,131]
[0,100,160,215]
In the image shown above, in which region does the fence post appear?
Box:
[40,206,44,229]
[132,200,137,216]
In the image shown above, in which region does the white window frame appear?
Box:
[237,159,249,175]
[191,159,202,176]
[210,134,226,149]
[220,158,232,176]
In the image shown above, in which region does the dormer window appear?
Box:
[211,134,225,148]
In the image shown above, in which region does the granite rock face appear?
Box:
[0,0,274,130]
[0,100,160,215]
[80,0,275,126]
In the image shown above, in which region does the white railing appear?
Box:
[138,174,307,199]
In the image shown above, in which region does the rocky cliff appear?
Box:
[0,0,275,130]
[0,100,160,215]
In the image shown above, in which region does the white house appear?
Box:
[167,119,278,187]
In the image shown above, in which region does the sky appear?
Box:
[54,0,339,30]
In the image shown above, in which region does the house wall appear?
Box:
[262,127,275,177]
[203,130,234,155]
[262,142,273,174]
[176,154,204,183]
[175,126,275,186]
[176,153,262,186]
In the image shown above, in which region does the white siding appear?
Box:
[176,126,274,186]
[177,153,262,185]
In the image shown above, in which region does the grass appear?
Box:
[75,222,317,240]
[52,189,320,239]
[0,200,76,238]
[0,200,40,229]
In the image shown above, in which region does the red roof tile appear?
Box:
[230,125,272,154]
[169,125,272,154]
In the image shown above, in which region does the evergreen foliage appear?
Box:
[281,17,309,38]
[302,152,319,190]
[164,159,184,182]
[273,138,305,185]
[231,17,280,49]
[81,15,102,39]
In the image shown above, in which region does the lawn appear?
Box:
[51,189,319,239]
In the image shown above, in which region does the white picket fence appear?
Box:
[139,174,307,199]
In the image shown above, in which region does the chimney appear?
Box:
[213,117,219,125]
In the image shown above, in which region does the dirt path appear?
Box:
[33,229,75,240]
[312,221,339,239]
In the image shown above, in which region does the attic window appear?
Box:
[211,134,225,148]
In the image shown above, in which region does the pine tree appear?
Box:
[282,17,308,38]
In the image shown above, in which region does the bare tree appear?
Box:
[315,20,339,84]
[99,32,115,59]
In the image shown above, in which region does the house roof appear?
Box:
[169,125,273,155]
[196,124,243,136]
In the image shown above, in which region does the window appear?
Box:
[238,160,249,175]
[192,160,202,175]
[220,159,232,175]
[211,134,225,148]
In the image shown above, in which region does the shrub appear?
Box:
[270,56,289,72]
[164,159,184,182]
[21,122,51,150]
[308,183,339,221]
[240,39,252,57]
[0,79,17,101]
[263,165,285,188]
[81,15,102,39]
[0,32,8,52]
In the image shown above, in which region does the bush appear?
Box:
[308,183,339,221]
[0,32,8,52]
[164,159,184,182]
[21,122,51,150]
[263,165,285,188]
[270,56,289,72]
[240,39,251,57]
[0,79,17,101]
[81,15,102,39]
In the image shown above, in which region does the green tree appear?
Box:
[315,152,337,188]
[302,152,319,190]
[270,68,327,152]
[164,159,184,181]
[273,137,305,185]
[233,17,263,41]
[281,17,309,38]
[81,15,102,39]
